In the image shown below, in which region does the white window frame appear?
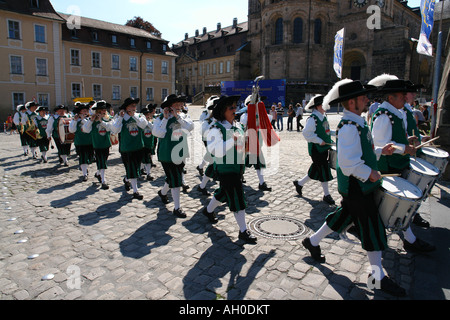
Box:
[112,54,120,70]
[93,84,102,99]
[130,86,138,99]
[70,49,81,66]
[146,58,154,73]
[12,92,25,109]
[34,24,46,43]
[92,51,101,68]
[146,87,154,101]
[36,58,48,76]
[161,88,168,101]
[10,55,23,74]
[161,61,168,75]
[37,93,49,107]
[71,83,82,99]
[7,19,21,40]
[130,56,137,71]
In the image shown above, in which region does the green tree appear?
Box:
[125,16,162,38]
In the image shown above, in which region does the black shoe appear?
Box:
[82,175,88,182]
[412,213,430,228]
[323,194,335,205]
[196,165,204,177]
[123,178,131,191]
[403,238,436,253]
[258,182,272,191]
[197,185,210,196]
[293,181,303,196]
[101,183,109,190]
[173,208,187,218]
[158,190,169,204]
[182,184,190,192]
[132,192,143,200]
[202,207,218,224]
[302,237,325,263]
[368,275,406,297]
[239,230,257,244]
[146,174,154,181]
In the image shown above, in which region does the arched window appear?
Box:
[274,18,283,44]
[314,18,322,44]
[293,17,303,43]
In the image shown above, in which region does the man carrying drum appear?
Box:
[46,105,72,166]
[370,77,435,253]
[302,79,407,296]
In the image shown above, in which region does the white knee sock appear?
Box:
[367,251,385,281]
[80,164,88,176]
[256,169,265,185]
[207,196,221,213]
[321,182,330,196]
[61,155,68,163]
[297,175,310,186]
[402,226,417,244]
[234,210,247,232]
[130,178,138,193]
[145,164,151,175]
[161,182,170,195]
[100,169,106,184]
[198,158,207,169]
[200,175,210,189]
[309,222,333,247]
[171,187,181,210]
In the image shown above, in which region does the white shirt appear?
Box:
[82,117,114,134]
[371,101,407,157]
[302,109,326,144]
[111,113,148,135]
[46,114,59,138]
[152,112,194,139]
[207,120,242,159]
[337,109,372,182]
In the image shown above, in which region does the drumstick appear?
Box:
[381,173,401,177]
[416,136,440,149]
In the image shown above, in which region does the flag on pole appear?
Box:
[417,0,436,56]
[333,28,345,79]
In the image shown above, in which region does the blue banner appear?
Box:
[417,0,435,56]
[334,28,345,79]
[221,79,286,107]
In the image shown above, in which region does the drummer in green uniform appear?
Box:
[69,103,94,181]
[82,101,114,189]
[46,105,72,166]
[23,101,40,159]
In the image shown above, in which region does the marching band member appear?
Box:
[196,96,220,196]
[240,95,272,192]
[141,104,156,181]
[34,106,50,163]
[69,104,93,182]
[23,101,39,159]
[370,77,435,253]
[111,97,148,200]
[82,101,113,189]
[152,94,194,218]
[293,95,335,205]
[13,104,29,156]
[302,79,406,296]
[202,95,257,244]
[46,105,72,166]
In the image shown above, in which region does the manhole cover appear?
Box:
[248,215,310,240]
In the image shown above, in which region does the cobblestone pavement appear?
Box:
[0,105,448,301]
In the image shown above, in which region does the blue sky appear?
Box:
[49,0,426,45]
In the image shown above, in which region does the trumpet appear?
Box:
[25,120,42,140]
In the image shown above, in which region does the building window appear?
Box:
[92,52,101,68]
[36,58,47,76]
[10,56,23,74]
[162,61,168,74]
[226,61,231,73]
[111,34,117,44]
[212,63,216,75]
[8,20,20,39]
[130,57,137,71]
[38,93,49,107]
[70,49,80,65]
[112,85,121,100]
[162,44,167,51]
[130,38,135,47]
[293,18,303,43]
[112,54,120,70]
[13,93,25,108]
[130,87,138,98]
[34,25,46,43]
[146,41,152,50]
[146,59,154,73]
[219,62,224,74]
[161,88,168,101]
[146,87,154,101]
[72,83,81,98]
[30,0,40,8]
[93,84,102,99]
[274,18,283,44]
[314,18,322,44]
[92,31,98,42]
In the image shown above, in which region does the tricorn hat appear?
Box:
[324,79,377,106]
[119,97,140,110]
[212,95,241,120]
[16,104,26,112]
[91,100,108,110]
[36,105,49,112]
[54,104,68,112]
[304,95,325,112]
[161,94,186,109]
[377,79,411,94]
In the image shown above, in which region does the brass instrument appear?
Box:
[25,119,42,140]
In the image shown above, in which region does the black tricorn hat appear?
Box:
[377,79,411,94]
[326,80,377,105]
[212,95,241,120]
[74,103,90,114]
[304,95,325,111]
[161,94,186,109]
[119,97,140,110]
[54,104,68,112]
[405,80,424,93]
[91,100,108,110]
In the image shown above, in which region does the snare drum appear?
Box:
[58,118,74,144]
[328,146,337,170]
[374,176,423,231]
[402,157,439,198]
[419,147,449,174]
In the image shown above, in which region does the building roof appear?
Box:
[58,13,168,43]
[0,0,65,22]
[172,20,248,48]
